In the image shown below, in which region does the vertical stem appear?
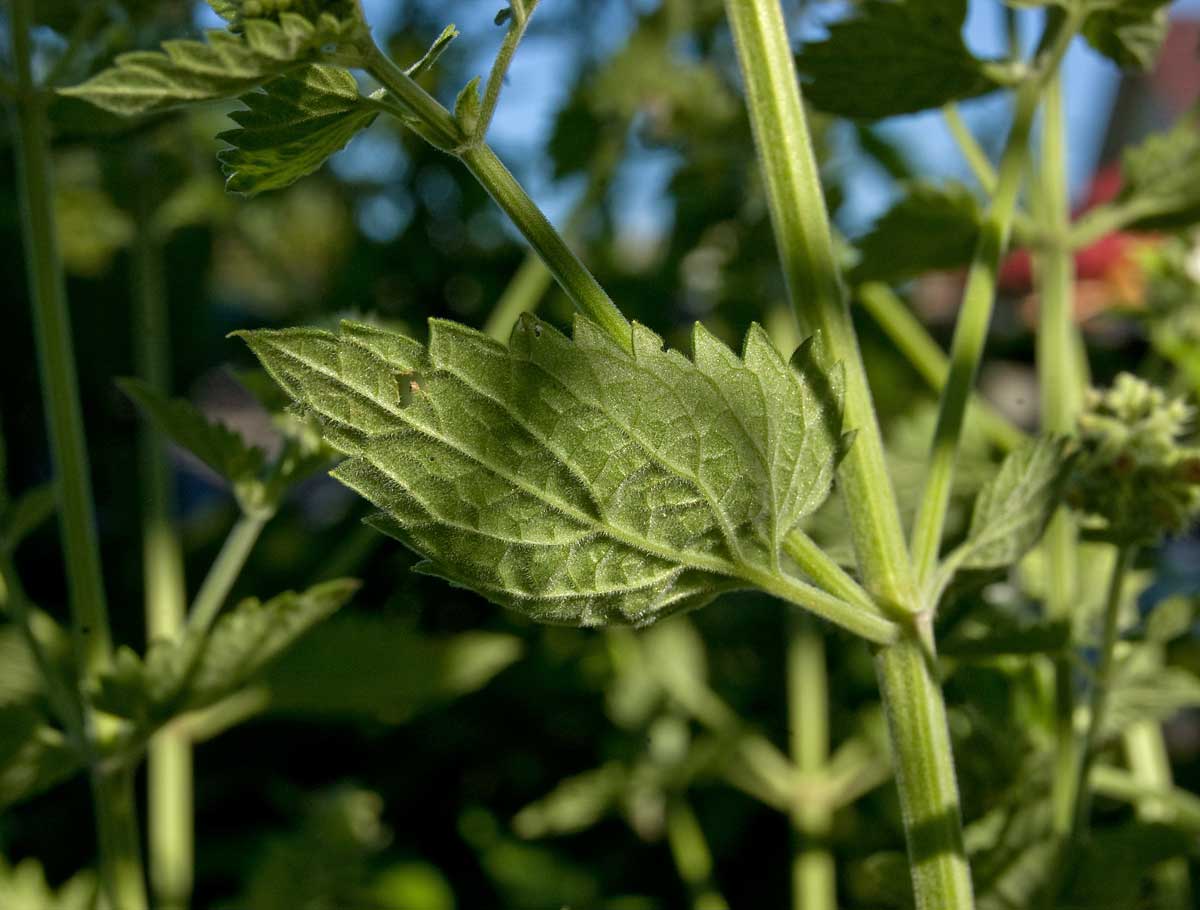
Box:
[909,12,1080,586]
[132,200,193,910]
[1123,719,1193,909]
[788,616,834,910]
[942,104,997,193]
[665,799,730,910]
[722,0,916,611]
[92,767,149,910]
[9,0,111,678]
[874,625,974,910]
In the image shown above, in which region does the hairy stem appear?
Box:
[909,11,1080,586]
[476,0,542,142]
[132,197,193,910]
[723,0,915,612]
[9,0,112,678]
[187,513,267,635]
[875,624,974,910]
[666,799,730,910]
[856,283,1026,452]
[789,616,834,910]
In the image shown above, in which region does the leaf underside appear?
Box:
[59,13,361,116]
[238,315,847,628]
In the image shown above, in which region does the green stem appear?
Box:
[909,12,1080,587]
[1072,544,1136,838]
[943,104,996,193]
[91,767,150,910]
[475,0,541,142]
[1123,721,1193,908]
[132,195,193,910]
[9,0,112,679]
[186,513,267,635]
[783,530,877,617]
[788,616,834,910]
[856,283,1026,452]
[360,37,631,349]
[874,625,974,910]
[723,0,915,612]
[666,799,730,910]
[1090,765,1200,834]
[483,254,555,341]
[1032,75,1087,851]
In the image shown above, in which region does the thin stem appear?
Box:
[475,0,542,143]
[132,194,193,910]
[856,283,1026,452]
[909,11,1080,587]
[186,513,267,635]
[1089,765,1200,835]
[943,104,996,193]
[360,36,632,349]
[788,616,834,910]
[723,0,916,612]
[874,624,974,910]
[1072,544,1136,837]
[9,0,112,678]
[483,254,555,341]
[742,563,898,645]
[783,530,878,617]
[91,767,150,910]
[666,799,730,910]
[1123,721,1193,908]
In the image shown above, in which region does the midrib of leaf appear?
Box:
[257,331,736,577]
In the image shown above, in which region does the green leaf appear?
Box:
[405,24,459,79]
[92,579,358,725]
[1104,663,1200,739]
[218,65,378,197]
[0,706,80,809]
[938,438,1071,592]
[796,0,1000,119]
[1082,0,1171,71]
[1060,821,1193,909]
[1116,113,1200,231]
[851,181,983,284]
[236,316,858,632]
[511,763,626,839]
[0,485,56,553]
[0,857,98,910]
[262,617,522,722]
[59,13,362,116]
[117,377,265,490]
[454,75,482,136]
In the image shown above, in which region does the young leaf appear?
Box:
[234,316,884,636]
[795,0,1001,119]
[118,377,265,490]
[59,13,362,116]
[1116,114,1200,231]
[1081,0,1171,71]
[92,579,358,725]
[934,438,1071,598]
[406,24,459,79]
[851,181,983,283]
[218,65,378,196]
[455,76,483,136]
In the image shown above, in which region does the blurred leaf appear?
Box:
[1059,821,1193,908]
[370,862,456,910]
[796,0,1000,119]
[1082,0,1171,71]
[92,579,358,725]
[851,181,982,283]
[0,706,81,809]
[941,616,1070,659]
[846,852,914,908]
[1144,595,1197,643]
[1116,113,1200,231]
[237,317,855,632]
[262,616,521,723]
[940,438,1071,589]
[0,857,98,910]
[512,762,626,839]
[117,377,265,494]
[55,185,135,276]
[60,13,363,116]
[0,485,56,553]
[1104,663,1200,739]
[218,65,378,197]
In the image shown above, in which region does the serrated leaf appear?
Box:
[218,65,377,196]
[262,616,521,722]
[939,438,1071,590]
[59,13,361,116]
[851,181,983,283]
[0,485,56,553]
[118,377,265,488]
[1082,0,1170,71]
[92,579,357,725]
[455,76,482,135]
[236,316,860,632]
[1116,114,1200,231]
[796,0,999,119]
